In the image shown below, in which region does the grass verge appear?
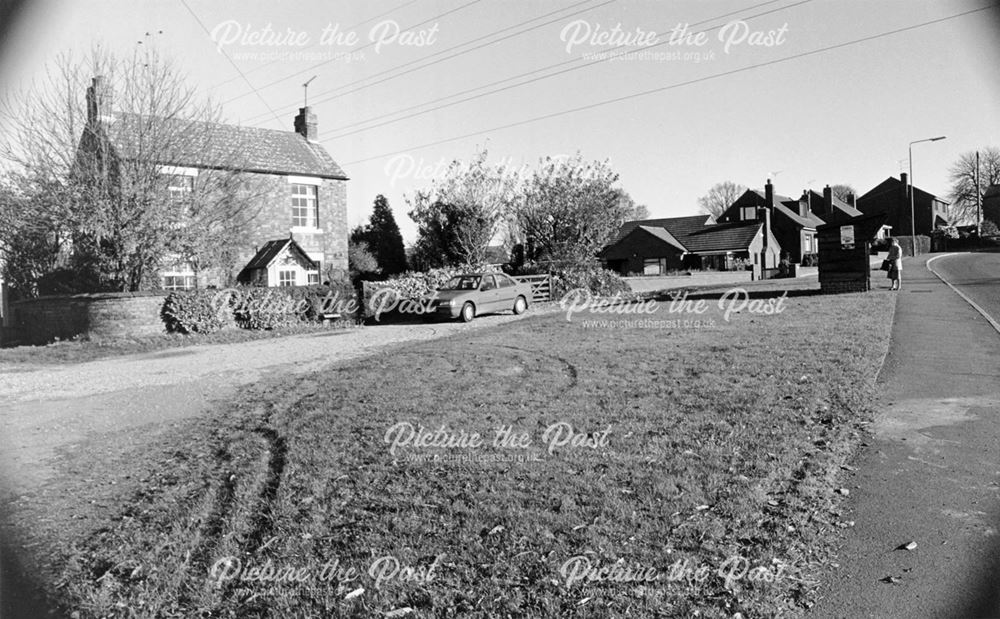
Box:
[17,287,895,618]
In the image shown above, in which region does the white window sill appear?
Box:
[290,226,324,234]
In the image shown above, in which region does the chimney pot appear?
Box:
[294,106,318,141]
[87,75,112,125]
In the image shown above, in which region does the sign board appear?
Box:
[840,225,855,249]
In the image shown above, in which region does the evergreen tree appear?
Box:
[366,194,408,275]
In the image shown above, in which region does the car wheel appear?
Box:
[513,296,527,315]
[460,302,475,322]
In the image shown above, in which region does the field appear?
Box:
[14,286,895,618]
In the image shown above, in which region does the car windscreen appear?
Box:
[440,276,482,290]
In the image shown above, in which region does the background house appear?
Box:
[855,173,949,236]
[983,184,1000,229]
[601,214,780,277]
[716,180,825,264]
[81,76,349,290]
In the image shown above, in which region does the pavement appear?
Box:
[811,252,1000,618]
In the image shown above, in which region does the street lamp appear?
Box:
[908,136,946,256]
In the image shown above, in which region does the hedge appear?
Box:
[161,290,233,334]
[161,282,360,333]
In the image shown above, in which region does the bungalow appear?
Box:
[600,213,781,277]
[856,173,949,236]
[78,76,349,290]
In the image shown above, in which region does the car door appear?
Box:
[494,273,517,309]
[479,275,500,313]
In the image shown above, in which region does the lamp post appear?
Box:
[908,136,946,256]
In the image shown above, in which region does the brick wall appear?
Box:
[5,292,167,346]
[236,175,349,280]
[820,280,870,294]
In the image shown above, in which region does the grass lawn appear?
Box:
[19,286,895,618]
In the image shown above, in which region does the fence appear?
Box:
[515,274,552,302]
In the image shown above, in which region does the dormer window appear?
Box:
[741,207,757,221]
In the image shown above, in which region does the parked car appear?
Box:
[428,272,531,322]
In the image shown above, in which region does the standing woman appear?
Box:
[887,238,903,290]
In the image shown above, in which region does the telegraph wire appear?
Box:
[339,4,994,167]
[178,0,284,126]
[322,0,804,138]
[240,0,614,125]
[208,0,420,91]
[222,0,487,105]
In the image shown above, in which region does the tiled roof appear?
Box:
[859,176,947,205]
[678,220,763,254]
[241,238,317,272]
[106,113,348,180]
[613,215,762,254]
[774,200,825,228]
[636,225,687,251]
[615,215,713,242]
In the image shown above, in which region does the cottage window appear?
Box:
[291,184,319,228]
[278,270,297,287]
[803,234,813,253]
[307,272,320,285]
[741,207,757,221]
[163,274,195,290]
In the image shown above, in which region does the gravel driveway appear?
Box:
[0,308,559,494]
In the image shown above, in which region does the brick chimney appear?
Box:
[847,192,856,208]
[86,75,112,125]
[294,106,318,141]
[799,190,810,218]
[765,178,774,208]
[823,185,833,215]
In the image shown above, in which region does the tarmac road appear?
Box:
[811,251,1000,619]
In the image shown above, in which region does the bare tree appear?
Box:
[698,181,746,219]
[0,48,264,294]
[829,184,857,203]
[949,147,1000,224]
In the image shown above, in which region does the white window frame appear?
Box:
[290,182,320,231]
[277,269,297,287]
[306,251,323,285]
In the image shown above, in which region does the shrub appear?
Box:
[230,283,361,329]
[519,262,630,299]
[161,290,232,334]
[361,268,459,319]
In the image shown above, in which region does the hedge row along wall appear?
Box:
[3,283,361,347]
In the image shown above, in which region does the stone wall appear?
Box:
[5,292,167,347]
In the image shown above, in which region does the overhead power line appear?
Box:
[208,0,420,92]
[222,0,486,105]
[240,0,613,125]
[178,0,284,126]
[322,0,801,139]
[339,4,994,167]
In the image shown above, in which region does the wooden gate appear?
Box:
[515,274,552,302]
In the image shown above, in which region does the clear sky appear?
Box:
[2,0,998,243]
